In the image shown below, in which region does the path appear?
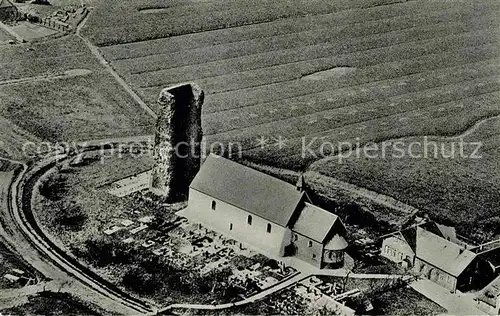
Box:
[0,155,155,315]
[75,11,158,119]
[315,269,413,280]
[411,279,484,315]
[0,280,60,300]
[0,69,92,87]
[159,272,307,313]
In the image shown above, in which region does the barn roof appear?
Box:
[476,275,500,307]
[416,227,476,277]
[190,154,303,227]
[292,202,340,243]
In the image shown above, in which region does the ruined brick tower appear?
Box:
[149,83,204,202]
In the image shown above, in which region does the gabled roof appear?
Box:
[397,221,450,252]
[0,0,14,8]
[190,154,303,227]
[400,227,417,252]
[476,275,500,307]
[416,227,476,277]
[292,202,340,243]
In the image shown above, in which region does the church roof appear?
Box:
[292,202,340,243]
[190,154,303,227]
[325,234,348,251]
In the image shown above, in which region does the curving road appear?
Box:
[0,145,156,315]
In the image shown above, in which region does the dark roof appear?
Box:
[479,248,500,268]
[400,227,417,252]
[292,202,340,243]
[399,221,446,252]
[190,154,303,227]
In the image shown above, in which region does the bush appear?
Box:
[54,201,87,231]
[122,266,163,295]
[74,236,133,267]
[39,173,68,201]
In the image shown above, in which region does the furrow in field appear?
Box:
[104,0,499,63]
[92,0,495,46]
[132,26,500,90]
[139,40,500,108]
[0,54,96,82]
[124,14,499,82]
[229,91,500,167]
[196,42,500,112]
[204,76,500,147]
[202,59,500,134]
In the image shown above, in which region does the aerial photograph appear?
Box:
[0,0,499,315]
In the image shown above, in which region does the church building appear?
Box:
[182,154,348,269]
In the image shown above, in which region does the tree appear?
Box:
[39,173,68,201]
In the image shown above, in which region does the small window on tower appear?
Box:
[267,223,272,233]
[230,223,233,230]
[247,215,252,225]
[211,201,216,210]
[308,241,313,247]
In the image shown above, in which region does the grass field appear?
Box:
[311,116,500,242]
[1,292,101,315]
[0,28,13,43]
[78,0,500,241]
[88,0,500,170]
[0,35,154,160]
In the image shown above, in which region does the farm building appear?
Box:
[381,223,498,292]
[380,231,415,268]
[0,0,18,21]
[380,221,457,268]
[413,227,489,292]
[182,154,348,269]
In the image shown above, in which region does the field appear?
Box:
[68,0,500,239]
[311,116,500,242]
[0,28,13,43]
[81,0,500,169]
[0,292,101,315]
[10,22,58,41]
[0,35,154,160]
